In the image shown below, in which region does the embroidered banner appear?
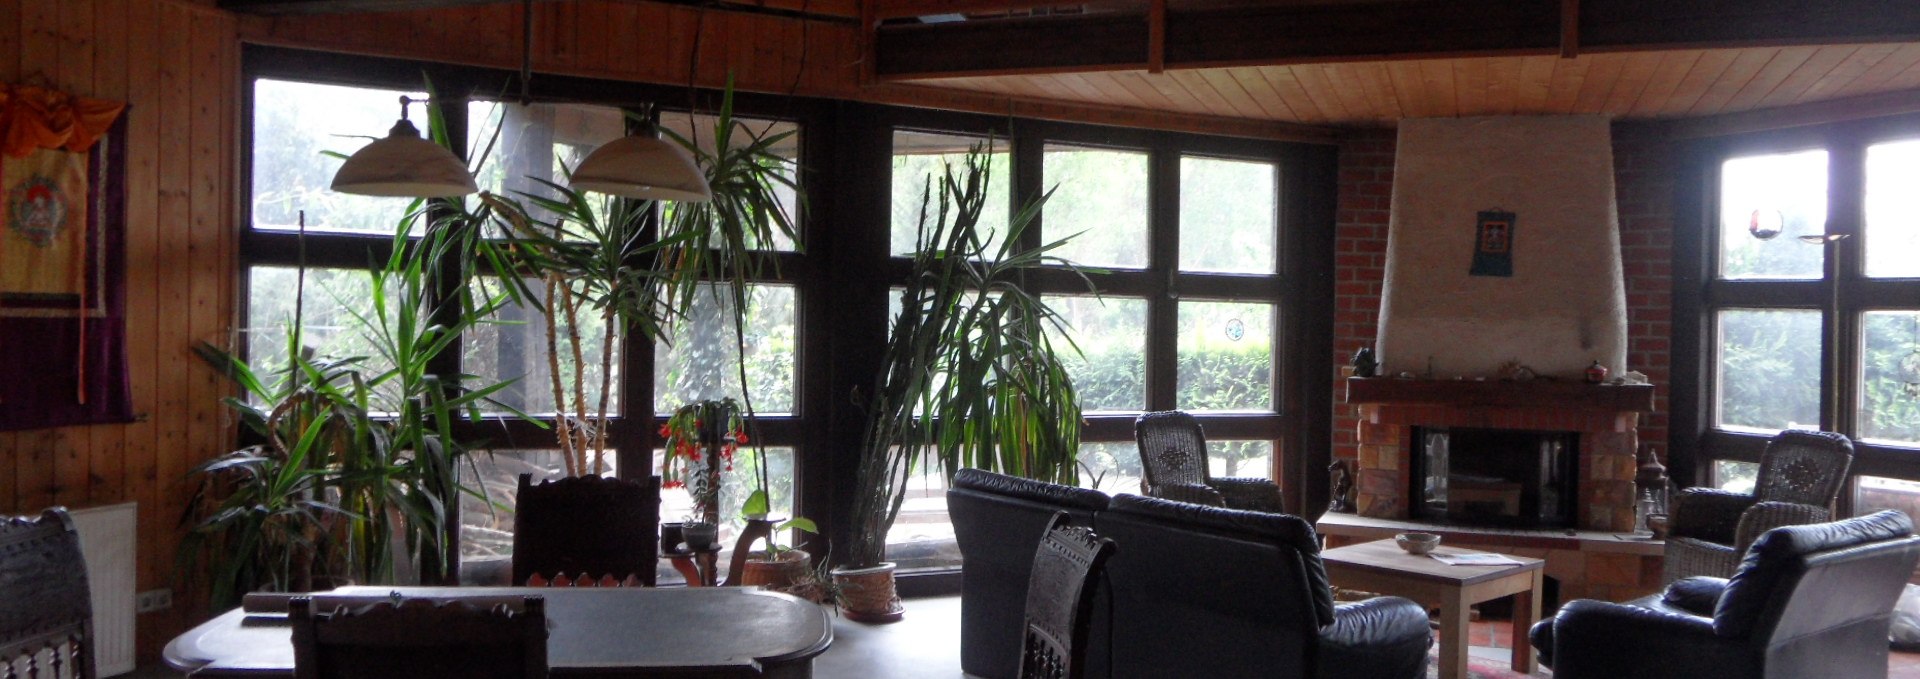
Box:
[1469,210,1515,277]
[0,85,129,432]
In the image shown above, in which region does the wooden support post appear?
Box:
[1148,0,1166,73]
[1560,0,1580,58]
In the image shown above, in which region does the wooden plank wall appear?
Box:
[0,0,238,660]
[235,0,1335,142]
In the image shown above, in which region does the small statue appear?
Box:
[1350,347,1379,378]
[1328,459,1355,513]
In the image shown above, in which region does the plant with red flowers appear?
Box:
[659,398,746,525]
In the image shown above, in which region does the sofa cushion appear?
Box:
[1714,509,1913,637]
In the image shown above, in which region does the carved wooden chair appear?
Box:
[290,595,548,679]
[512,474,661,587]
[1020,512,1116,679]
[1,508,93,679]
[1134,410,1284,512]
[1664,429,1855,582]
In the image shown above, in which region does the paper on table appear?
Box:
[1429,552,1526,566]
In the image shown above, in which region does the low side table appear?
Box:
[1320,540,1544,679]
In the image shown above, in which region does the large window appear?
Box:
[242,60,814,586]
[881,126,1301,570]
[242,49,1330,587]
[1688,118,1920,514]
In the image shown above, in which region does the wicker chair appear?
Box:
[1020,513,1115,679]
[1134,410,1283,512]
[1663,430,1854,583]
[1,508,94,679]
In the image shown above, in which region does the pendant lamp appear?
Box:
[570,122,712,203]
[330,96,478,198]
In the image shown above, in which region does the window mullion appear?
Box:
[1146,148,1181,411]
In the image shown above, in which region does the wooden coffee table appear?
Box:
[1321,540,1544,679]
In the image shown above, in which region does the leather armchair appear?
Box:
[1096,495,1432,679]
[1664,430,1853,582]
[1134,411,1284,512]
[949,469,1111,679]
[1533,510,1920,679]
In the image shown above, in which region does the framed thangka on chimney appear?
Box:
[1469,209,1515,277]
[0,83,131,431]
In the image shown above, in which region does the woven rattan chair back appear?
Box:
[0,508,93,679]
[512,474,661,587]
[1754,430,1853,508]
[1020,512,1116,679]
[1134,410,1211,498]
[291,596,548,679]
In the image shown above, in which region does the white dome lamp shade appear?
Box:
[569,131,712,203]
[330,96,478,198]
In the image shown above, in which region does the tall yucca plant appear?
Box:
[182,231,522,609]
[845,146,1094,569]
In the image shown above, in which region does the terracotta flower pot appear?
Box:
[739,549,811,591]
[830,562,904,624]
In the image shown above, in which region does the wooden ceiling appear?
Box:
[903,43,1920,126]
[219,0,1920,130]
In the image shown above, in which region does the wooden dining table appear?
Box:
[164,586,833,678]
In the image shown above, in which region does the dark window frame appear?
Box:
[238,47,1338,582]
[1672,113,1920,503]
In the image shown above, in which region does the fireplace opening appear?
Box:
[1411,427,1579,529]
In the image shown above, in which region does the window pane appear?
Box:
[658,445,798,585]
[1861,310,1920,445]
[659,112,802,251]
[1865,140,1920,279]
[468,101,625,230]
[1714,460,1759,494]
[887,456,959,573]
[653,285,797,414]
[462,278,618,416]
[1208,440,1274,480]
[1047,295,1147,411]
[1177,301,1275,411]
[244,266,398,403]
[892,131,1009,257]
[1181,156,1277,273]
[1715,309,1822,432]
[1855,477,1920,537]
[1044,145,1149,269]
[251,79,427,235]
[1078,441,1142,495]
[1718,150,1828,280]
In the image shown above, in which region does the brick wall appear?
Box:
[1329,128,1676,466]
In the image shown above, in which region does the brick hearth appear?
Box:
[1345,377,1657,533]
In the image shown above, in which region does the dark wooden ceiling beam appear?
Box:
[876,0,1920,79]
[218,0,513,14]
[221,0,860,21]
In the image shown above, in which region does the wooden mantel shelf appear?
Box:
[1345,377,1654,413]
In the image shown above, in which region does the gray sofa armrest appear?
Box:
[1213,476,1285,513]
[1733,500,1829,553]
[1155,482,1227,507]
[1671,488,1760,544]
[1534,599,1749,678]
[1315,596,1432,679]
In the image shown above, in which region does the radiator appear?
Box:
[69,502,137,677]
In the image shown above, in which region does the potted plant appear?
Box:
[182,231,526,607]
[659,399,744,550]
[837,147,1094,622]
[737,516,819,593]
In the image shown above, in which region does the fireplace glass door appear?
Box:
[1413,427,1577,529]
